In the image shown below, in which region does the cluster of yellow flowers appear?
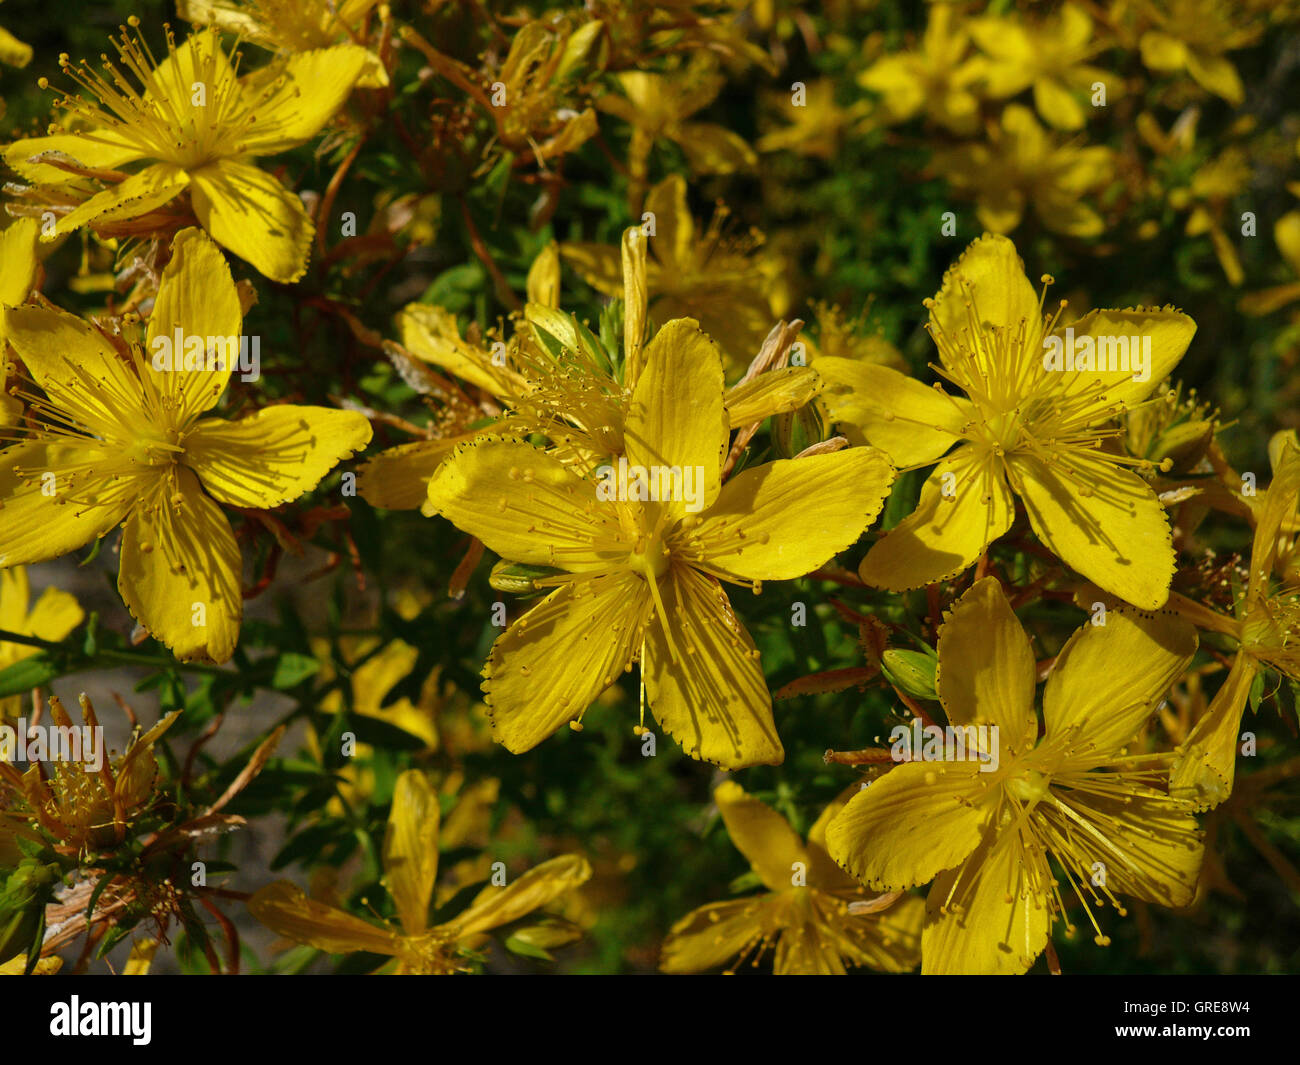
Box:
[0,0,1296,977]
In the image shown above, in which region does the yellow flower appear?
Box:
[857,4,985,135]
[0,567,83,724]
[3,23,370,282]
[1139,0,1261,105]
[931,105,1115,238]
[757,80,866,160]
[827,577,1203,975]
[661,781,923,974]
[968,2,1112,130]
[361,228,818,506]
[0,227,372,663]
[178,0,389,86]
[563,177,783,369]
[249,770,591,974]
[597,61,757,187]
[424,317,895,768]
[819,234,1194,609]
[1172,434,1300,808]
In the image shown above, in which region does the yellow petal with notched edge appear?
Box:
[1171,652,1254,810]
[826,760,992,892]
[0,442,134,566]
[443,854,591,939]
[817,357,972,467]
[659,897,773,973]
[117,468,242,664]
[642,565,781,769]
[1044,307,1195,412]
[1008,451,1175,610]
[249,880,405,957]
[145,227,241,422]
[233,47,370,155]
[922,826,1049,975]
[5,304,144,430]
[624,319,728,524]
[936,577,1038,752]
[928,234,1042,364]
[485,571,650,753]
[1,131,145,185]
[383,770,439,937]
[425,438,631,568]
[860,445,1014,592]
[0,218,38,310]
[53,162,189,237]
[1054,785,1203,907]
[191,159,313,283]
[358,437,463,510]
[185,405,372,509]
[1043,606,1195,767]
[691,447,893,581]
[713,781,807,893]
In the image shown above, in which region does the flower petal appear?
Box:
[445,854,591,939]
[1045,307,1195,411]
[425,438,631,569]
[817,357,972,467]
[185,405,371,509]
[659,897,773,973]
[53,162,189,237]
[383,770,439,937]
[643,565,782,769]
[0,442,132,566]
[1,131,146,185]
[484,571,650,752]
[144,227,242,420]
[249,881,404,957]
[691,446,894,581]
[190,159,313,283]
[928,234,1042,361]
[5,304,144,431]
[1008,451,1175,609]
[357,438,461,510]
[624,319,728,524]
[117,468,242,663]
[713,781,807,893]
[1043,606,1196,765]
[234,47,370,154]
[1050,785,1203,907]
[1170,653,1254,810]
[936,577,1038,752]
[922,826,1050,975]
[826,760,992,892]
[860,445,1015,591]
